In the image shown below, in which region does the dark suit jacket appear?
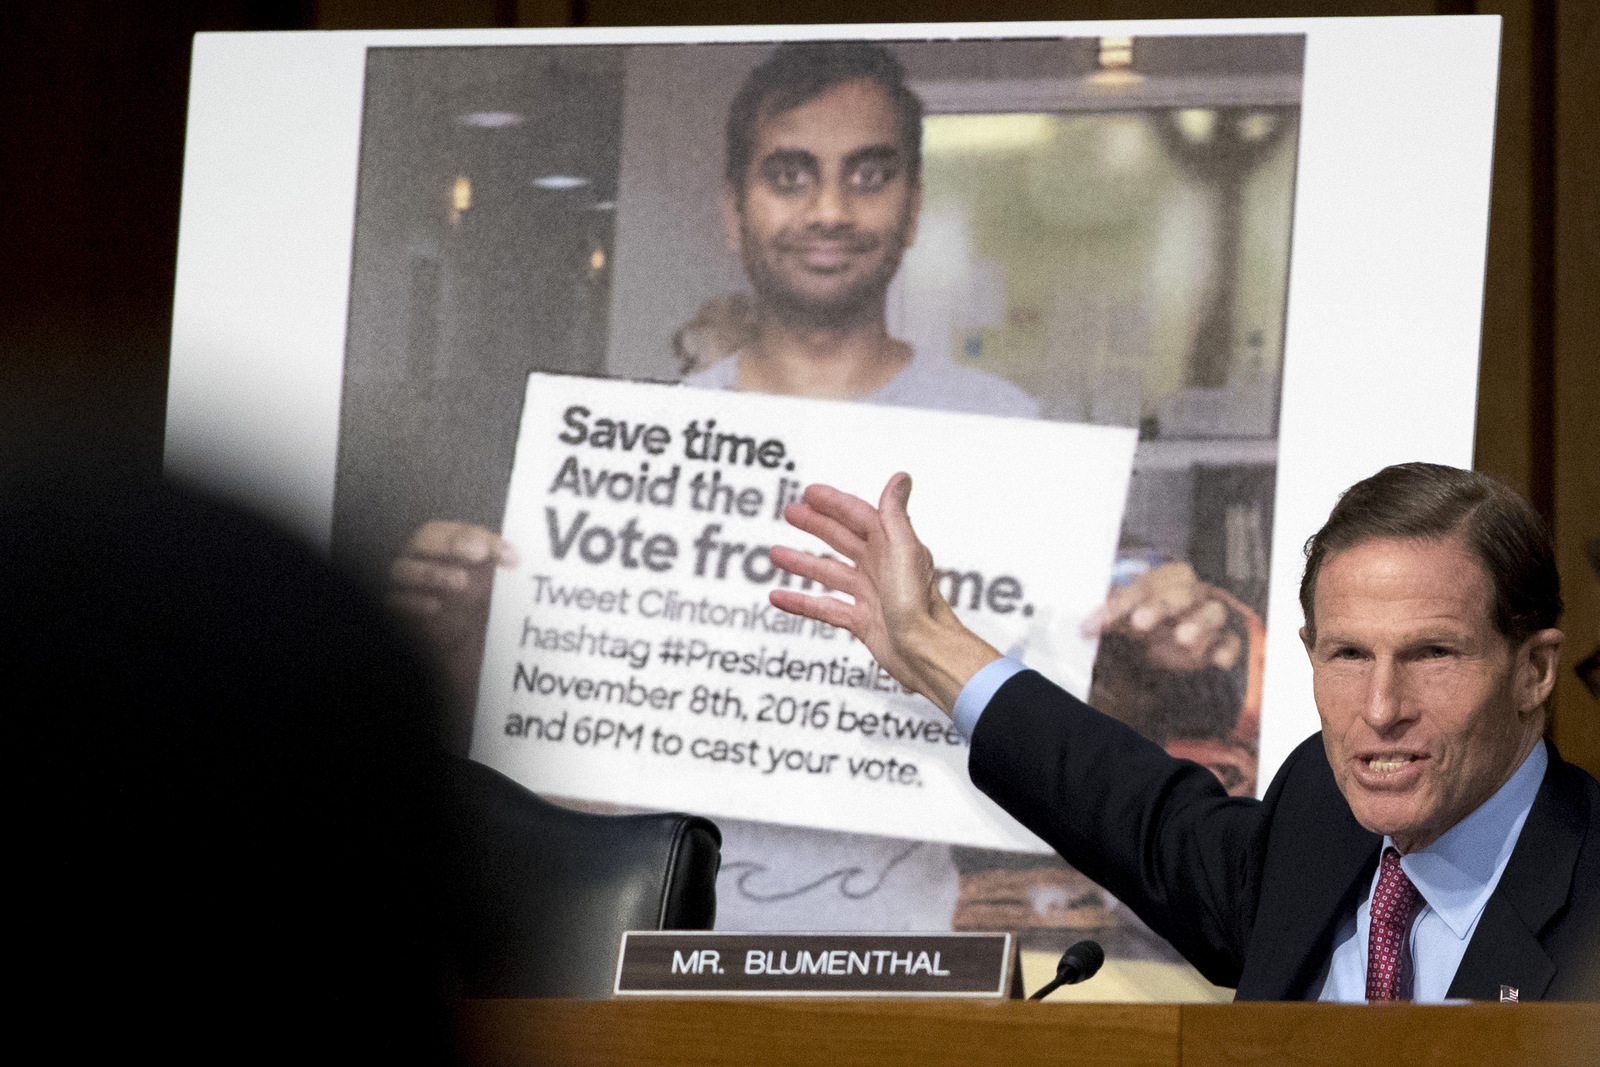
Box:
[969,669,1600,1000]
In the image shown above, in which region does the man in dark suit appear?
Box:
[768,462,1599,1000]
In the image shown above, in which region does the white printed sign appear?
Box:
[471,373,1136,851]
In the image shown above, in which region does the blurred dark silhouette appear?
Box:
[3,473,453,1063]
[1,468,724,1058]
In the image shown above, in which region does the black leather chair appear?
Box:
[446,757,721,999]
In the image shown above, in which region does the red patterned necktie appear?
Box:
[1366,847,1424,1001]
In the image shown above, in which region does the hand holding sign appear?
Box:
[389,519,518,712]
[770,474,1002,717]
[1088,563,1244,674]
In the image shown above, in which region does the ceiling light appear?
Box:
[533,175,590,190]
[1088,35,1144,90]
[458,111,525,128]
[1239,113,1277,142]
[1176,109,1216,143]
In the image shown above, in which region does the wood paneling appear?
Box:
[455,998,1182,1067]
[453,1000,1600,1066]
[1181,1002,1600,1067]
[314,0,507,26]
[1474,1,1539,503]
[1551,0,1600,773]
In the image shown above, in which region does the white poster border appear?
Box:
[165,16,1499,791]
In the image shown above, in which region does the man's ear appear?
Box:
[722,184,743,255]
[1515,627,1563,717]
[1299,624,1313,658]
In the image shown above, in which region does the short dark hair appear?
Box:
[1300,462,1562,644]
[725,41,924,193]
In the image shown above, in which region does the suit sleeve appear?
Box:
[969,669,1275,986]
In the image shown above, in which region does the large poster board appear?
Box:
[166,18,1498,994]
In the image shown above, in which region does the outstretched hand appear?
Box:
[768,473,1001,717]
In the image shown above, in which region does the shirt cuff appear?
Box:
[951,657,1028,739]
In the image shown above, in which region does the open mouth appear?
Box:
[1353,752,1429,785]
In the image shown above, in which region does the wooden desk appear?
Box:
[456,999,1599,1066]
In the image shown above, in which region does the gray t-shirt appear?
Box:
[684,349,1041,419]
[681,346,1039,931]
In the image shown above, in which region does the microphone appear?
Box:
[1028,940,1105,1000]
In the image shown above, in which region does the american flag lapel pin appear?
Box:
[1499,985,1519,1003]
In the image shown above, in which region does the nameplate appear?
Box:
[613,932,1013,998]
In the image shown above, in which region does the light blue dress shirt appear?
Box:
[950,658,1549,1002]
[951,656,1028,740]
[1316,741,1547,1002]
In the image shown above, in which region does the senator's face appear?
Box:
[1303,536,1559,854]
[726,78,919,328]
